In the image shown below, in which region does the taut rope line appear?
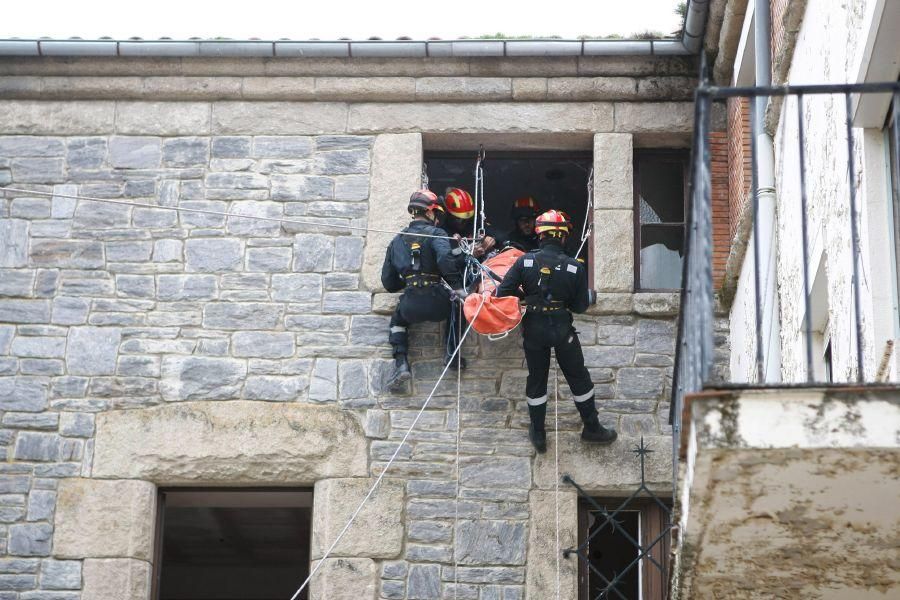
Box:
[288,294,487,600]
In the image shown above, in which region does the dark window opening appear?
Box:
[424,152,594,271]
[578,498,671,600]
[824,340,834,384]
[635,151,689,291]
[154,489,312,600]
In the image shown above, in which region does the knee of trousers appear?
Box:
[389,325,408,348]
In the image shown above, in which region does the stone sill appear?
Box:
[373,291,680,316]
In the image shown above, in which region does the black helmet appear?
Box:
[408,189,440,214]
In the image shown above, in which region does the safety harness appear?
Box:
[523,252,566,313]
[402,238,442,288]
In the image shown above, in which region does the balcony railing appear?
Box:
[670,78,900,474]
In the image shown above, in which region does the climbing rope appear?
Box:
[554,366,561,600]
[575,168,594,260]
[288,293,487,600]
[0,186,453,240]
[453,302,463,600]
[473,146,486,239]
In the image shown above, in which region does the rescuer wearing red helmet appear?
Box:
[381,190,465,391]
[496,209,617,452]
[443,187,498,258]
[505,196,541,251]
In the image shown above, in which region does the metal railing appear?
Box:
[670,78,900,472]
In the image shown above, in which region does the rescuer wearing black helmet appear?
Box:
[381,189,465,391]
[496,209,617,452]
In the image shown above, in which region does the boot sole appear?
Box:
[581,434,617,445]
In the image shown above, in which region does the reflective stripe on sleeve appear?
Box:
[390,326,407,333]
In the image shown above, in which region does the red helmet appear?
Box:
[408,189,441,214]
[511,196,541,219]
[534,209,571,236]
[557,210,574,233]
[444,188,475,219]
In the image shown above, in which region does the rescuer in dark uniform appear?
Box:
[496,209,617,452]
[504,196,541,252]
[444,187,499,259]
[382,190,465,391]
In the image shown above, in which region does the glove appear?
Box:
[453,288,470,301]
[587,289,597,306]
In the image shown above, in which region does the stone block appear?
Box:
[291,234,334,272]
[315,135,373,150]
[10,158,65,183]
[133,207,177,228]
[582,345,634,368]
[179,201,226,227]
[0,300,48,324]
[407,564,441,599]
[185,238,243,273]
[59,413,94,438]
[211,136,251,158]
[161,137,209,167]
[338,360,367,400]
[10,198,50,219]
[81,558,149,600]
[252,136,313,158]
[0,270,34,297]
[533,433,671,491]
[309,558,376,600]
[26,490,56,521]
[614,101,694,133]
[66,327,121,376]
[2,411,58,429]
[106,241,152,262]
[93,401,368,482]
[116,275,155,299]
[160,356,246,401]
[309,358,338,402]
[460,457,530,489]
[270,273,322,303]
[271,174,334,201]
[116,101,210,135]
[0,574,35,591]
[312,478,403,559]
[53,479,156,560]
[246,247,292,272]
[0,220,29,268]
[10,336,66,359]
[232,331,295,358]
[242,376,306,401]
[313,149,370,175]
[349,315,390,346]
[0,136,65,157]
[334,175,370,201]
[323,291,371,314]
[592,209,632,292]
[334,236,365,271]
[526,491,578,600]
[456,520,526,565]
[203,302,282,330]
[0,325,12,353]
[409,521,452,544]
[73,202,131,229]
[40,559,81,590]
[13,433,59,462]
[211,102,349,135]
[0,377,49,412]
[617,367,665,399]
[205,171,268,189]
[594,133,633,209]
[30,240,104,269]
[635,318,676,354]
[8,524,52,557]
[156,274,216,301]
[0,100,115,135]
[66,138,106,170]
[108,137,160,169]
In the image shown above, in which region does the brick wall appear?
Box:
[727,97,752,241]
[710,131,730,287]
[770,0,791,81]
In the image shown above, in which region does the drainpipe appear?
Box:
[753,0,783,382]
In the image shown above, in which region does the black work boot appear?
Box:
[445,352,467,371]
[576,397,618,445]
[386,354,411,392]
[528,403,547,453]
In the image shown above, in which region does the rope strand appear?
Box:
[288,294,486,600]
[0,186,452,240]
[554,366,561,600]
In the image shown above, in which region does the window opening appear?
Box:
[634,151,689,291]
[578,498,671,600]
[824,339,834,384]
[424,151,594,270]
[154,489,312,600]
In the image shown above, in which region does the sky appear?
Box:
[3,0,684,40]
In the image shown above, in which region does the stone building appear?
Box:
[0,4,741,600]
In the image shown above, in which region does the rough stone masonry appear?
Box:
[0,49,706,596]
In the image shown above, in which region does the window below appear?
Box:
[634,151,688,291]
[578,498,671,600]
[154,489,312,600]
[424,151,594,272]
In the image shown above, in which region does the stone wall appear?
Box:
[0,61,684,599]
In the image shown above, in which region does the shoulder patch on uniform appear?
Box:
[566,263,578,274]
[523,258,533,267]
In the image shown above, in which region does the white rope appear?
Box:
[554,366,561,600]
[453,304,463,600]
[575,168,595,259]
[473,146,486,239]
[0,186,452,240]
[288,294,486,600]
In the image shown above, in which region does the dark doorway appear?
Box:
[424,151,594,264]
[154,489,312,600]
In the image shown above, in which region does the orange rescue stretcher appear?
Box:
[462,247,525,336]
